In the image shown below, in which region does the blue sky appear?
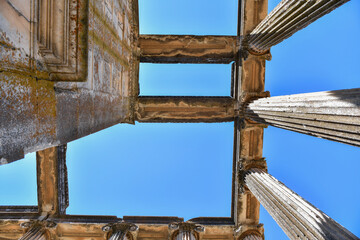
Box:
[0,0,359,239]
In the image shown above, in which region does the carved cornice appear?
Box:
[37,0,88,81]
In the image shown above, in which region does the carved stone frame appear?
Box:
[37,0,88,81]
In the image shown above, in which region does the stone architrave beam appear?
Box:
[136,96,237,123]
[245,88,360,147]
[139,35,239,64]
[246,0,349,53]
[37,145,69,216]
[245,169,359,240]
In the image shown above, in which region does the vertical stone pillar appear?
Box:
[245,88,360,147]
[246,0,350,53]
[245,169,359,240]
[174,231,196,240]
[19,225,47,240]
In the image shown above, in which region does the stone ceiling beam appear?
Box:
[246,0,350,54]
[245,88,360,147]
[135,96,237,123]
[139,35,239,64]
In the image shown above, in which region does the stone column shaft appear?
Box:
[243,235,262,240]
[245,88,360,147]
[175,231,196,240]
[109,231,129,240]
[246,0,349,53]
[245,169,359,240]
[19,226,47,240]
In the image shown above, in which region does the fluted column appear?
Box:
[246,0,349,53]
[244,88,360,147]
[109,231,130,240]
[243,235,262,240]
[245,169,359,240]
[19,225,47,240]
[175,231,196,240]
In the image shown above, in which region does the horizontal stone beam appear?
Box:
[136,97,237,123]
[139,35,239,63]
[245,88,360,147]
[0,217,235,240]
[246,0,350,53]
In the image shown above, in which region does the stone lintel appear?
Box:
[135,96,237,123]
[139,35,239,64]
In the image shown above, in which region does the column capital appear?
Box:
[102,222,138,240]
[19,220,56,240]
[240,37,272,61]
[234,223,264,239]
[168,222,204,240]
[238,159,267,194]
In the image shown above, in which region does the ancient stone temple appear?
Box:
[0,0,359,239]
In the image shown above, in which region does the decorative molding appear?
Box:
[37,0,88,81]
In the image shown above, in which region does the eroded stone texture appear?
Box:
[136,96,236,123]
[139,35,238,64]
[0,0,139,163]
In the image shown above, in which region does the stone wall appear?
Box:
[0,0,139,164]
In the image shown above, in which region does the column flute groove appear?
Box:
[244,88,360,147]
[246,0,349,53]
[245,169,359,240]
